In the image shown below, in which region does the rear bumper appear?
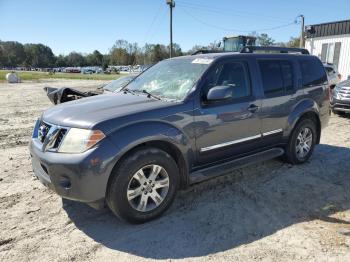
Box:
[29,137,120,203]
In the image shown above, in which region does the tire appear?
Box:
[284,118,317,165]
[106,147,179,224]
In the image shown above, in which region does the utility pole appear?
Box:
[299,15,305,48]
[166,0,175,58]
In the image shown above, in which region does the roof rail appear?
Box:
[191,49,223,55]
[240,46,310,55]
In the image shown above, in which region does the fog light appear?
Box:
[59,176,71,189]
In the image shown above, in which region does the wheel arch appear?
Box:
[102,119,196,199]
[287,99,321,144]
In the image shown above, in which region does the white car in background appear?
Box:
[323,63,342,87]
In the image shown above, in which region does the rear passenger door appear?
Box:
[258,59,297,146]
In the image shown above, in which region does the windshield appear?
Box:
[103,75,135,92]
[126,57,212,101]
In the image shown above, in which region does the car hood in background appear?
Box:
[42,93,170,129]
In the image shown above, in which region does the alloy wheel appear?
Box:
[295,127,313,159]
[127,164,170,212]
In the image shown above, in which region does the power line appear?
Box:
[178,6,297,33]
[176,0,293,23]
[146,7,168,43]
[143,3,165,43]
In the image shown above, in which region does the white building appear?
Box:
[305,19,350,80]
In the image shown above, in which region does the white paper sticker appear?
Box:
[191,58,213,64]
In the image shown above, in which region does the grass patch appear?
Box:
[0,70,120,81]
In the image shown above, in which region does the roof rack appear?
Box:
[240,46,310,55]
[191,49,223,55]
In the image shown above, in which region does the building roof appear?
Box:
[305,19,350,38]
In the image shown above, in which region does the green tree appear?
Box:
[286,37,300,48]
[0,43,5,67]
[110,47,129,65]
[24,43,55,68]
[86,50,103,66]
[55,54,68,67]
[0,41,26,67]
[66,52,86,67]
[102,54,110,70]
[257,33,275,46]
[168,43,183,57]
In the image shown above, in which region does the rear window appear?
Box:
[299,59,327,87]
[258,60,294,96]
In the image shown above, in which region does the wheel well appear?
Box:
[107,141,189,192]
[296,111,321,144]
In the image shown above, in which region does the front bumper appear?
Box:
[330,97,350,112]
[29,137,120,203]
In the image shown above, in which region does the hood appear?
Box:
[42,92,169,129]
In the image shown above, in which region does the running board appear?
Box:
[189,148,284,184]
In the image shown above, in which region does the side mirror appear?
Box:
[207,86,233,101]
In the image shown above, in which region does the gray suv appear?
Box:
[30,47,330,223]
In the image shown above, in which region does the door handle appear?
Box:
[248,104,259,113]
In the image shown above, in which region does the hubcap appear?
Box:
[295,127,313,159]
[127,164,169,212]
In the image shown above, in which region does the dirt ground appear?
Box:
[0,80,350,262]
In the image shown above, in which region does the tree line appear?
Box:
[0,34,300,69]
[0,40,184,69]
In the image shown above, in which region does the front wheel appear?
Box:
[106,147,179,223]
[285,119,317,164]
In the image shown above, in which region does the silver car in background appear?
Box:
[324,63,342,87]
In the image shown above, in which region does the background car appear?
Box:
[324,63,342,87]
[331,78,350,115]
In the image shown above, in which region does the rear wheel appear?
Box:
[106,147,179,223]
[285,118,317,164]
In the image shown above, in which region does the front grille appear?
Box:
[338,86,350,99]
[38,121,68,151]
[53,129,67,149]
[38,122,51,143]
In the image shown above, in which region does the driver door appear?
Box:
[194,59,262,165]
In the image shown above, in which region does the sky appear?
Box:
[0,0,349,55]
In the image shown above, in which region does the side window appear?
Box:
[299,59,327,87]
[281,61,293,91]
[202,61,251,101]
[259,60,294,96]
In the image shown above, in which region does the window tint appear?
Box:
[299,59,327,87]
[281,61,293,91]
[259,60,294,95]
[202,61,251,101]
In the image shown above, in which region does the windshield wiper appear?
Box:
[141,89,162,100]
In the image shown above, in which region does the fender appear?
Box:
[106,120,195,184]
[285,98,320,136]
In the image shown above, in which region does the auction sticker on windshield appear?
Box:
[191,58,213,64]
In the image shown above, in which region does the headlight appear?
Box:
[58,128,105,153]
[333,86,341,99]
